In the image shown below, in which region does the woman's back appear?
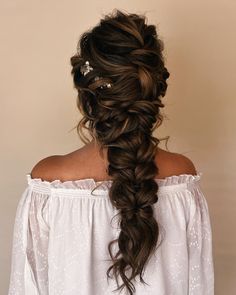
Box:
[8,144,214,294]
[29,143,198,183]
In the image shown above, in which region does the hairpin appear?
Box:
[80,60,93,76]
[80,60,112,89]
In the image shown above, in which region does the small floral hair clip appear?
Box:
[80,60,94,76]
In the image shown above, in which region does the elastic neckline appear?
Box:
[26,171,202,194]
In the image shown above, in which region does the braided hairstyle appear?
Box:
[70,9,170,295]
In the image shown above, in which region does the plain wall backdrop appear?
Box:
[1,1,235,294]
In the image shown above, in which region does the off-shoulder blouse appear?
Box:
[8,171,214,295]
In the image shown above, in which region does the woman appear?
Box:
[8,9,214,295]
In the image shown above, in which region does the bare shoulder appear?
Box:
[172,152,197,175]
[30,145,92,182]
[30,155,65,181]
[156,148,197,178]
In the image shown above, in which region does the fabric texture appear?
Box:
[8,172,214,295]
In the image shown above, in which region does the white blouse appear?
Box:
[8,172,214,295]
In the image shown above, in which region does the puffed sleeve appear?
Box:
[186,180,214,295]
[8,184,50,295]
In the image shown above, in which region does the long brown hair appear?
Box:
[70,9,170,295]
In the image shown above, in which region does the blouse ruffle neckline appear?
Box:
[26,172,202,191]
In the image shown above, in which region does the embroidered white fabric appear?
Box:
[8,172,214,295]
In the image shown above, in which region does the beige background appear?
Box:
[1,1,235,294]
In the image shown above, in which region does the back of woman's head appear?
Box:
[70,9,170,295]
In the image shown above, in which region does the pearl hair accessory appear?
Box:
[80,61,93,76]
[80,60,112,89]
